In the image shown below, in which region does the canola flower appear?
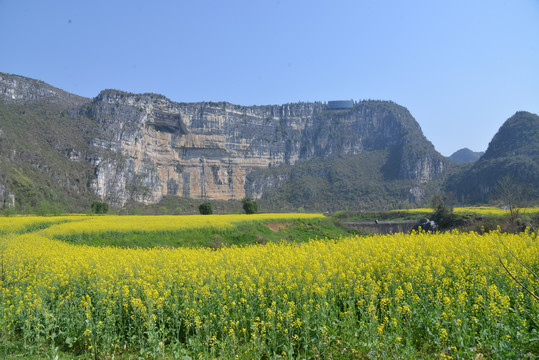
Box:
[403,206,539,216]
[37,213,325,237]
[0,215,80,234]
[0,215,537,359]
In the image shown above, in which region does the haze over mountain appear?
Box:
[0,72,537,212]
[448,148,484,163]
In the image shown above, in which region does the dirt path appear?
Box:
[264,222,292,232]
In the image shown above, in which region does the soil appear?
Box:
[265,222,292,232]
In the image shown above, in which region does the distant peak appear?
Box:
[481,111,539,160]
[448,148,484,163]
[0,72,88,106]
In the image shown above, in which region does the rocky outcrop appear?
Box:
[412,218,438,232]
[0,73,88,106]
[0,183,15,208]
[0,72,449,208]
[86,92,447,205]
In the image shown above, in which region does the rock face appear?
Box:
[0,73,87,106]
[86,91,447,205]
[0,72,449,208]
[0,183,15,208]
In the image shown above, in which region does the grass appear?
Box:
[17,219,73,234]
[0,102,97,213]
[54,218,362,248]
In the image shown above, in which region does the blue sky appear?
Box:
[1,0,538,156]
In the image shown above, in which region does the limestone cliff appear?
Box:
[0,72,449,209]
[86,91,447,205]
[0,73,87,106]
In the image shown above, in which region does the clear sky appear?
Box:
[1,0,538,156]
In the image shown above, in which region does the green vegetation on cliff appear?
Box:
[251,150,445,212]
[447,111,539,203]
[1,73,537,213]
[0,102,97,212]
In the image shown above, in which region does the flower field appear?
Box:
[1,215,538,359]
[403,206,539,216]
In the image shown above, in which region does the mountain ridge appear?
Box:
[1,72,536,211]
[0,72,88,106]
[446,111,539,203]
[448,148,484,163]
[83,88,447,207]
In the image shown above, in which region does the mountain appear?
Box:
[86,91,447,207]
[0,72,87,106]
[0,72,450,211]
[448,148,484,163]
[447,111,539,203]
[0,73,99,212]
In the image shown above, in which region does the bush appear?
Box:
[91,201,109,214]
[430,195,456,229]
[199,202,213,215]
[35,200,65,216]
[242,198,258,215]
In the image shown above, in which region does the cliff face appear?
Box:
[0,74,98,212]
[0,72,449,209]
[86,91,447,205]
[0,73,87,106]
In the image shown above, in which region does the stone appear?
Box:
[86,92,447,206]
[412,218,438,232]
[0,72,449,207]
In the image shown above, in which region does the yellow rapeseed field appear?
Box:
[0,214,537,359]
[404,206,539,216]
[38,213,325,237]
[0,215,78,234]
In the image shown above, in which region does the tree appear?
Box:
[36,200,64,216]
[495,176,526,221]
[429,194,455,229]
[242,198,258,215]
[91,201,109,214]
[199,202,213,215]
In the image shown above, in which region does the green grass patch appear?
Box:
[17,219,72,234]
[54,219,363,248]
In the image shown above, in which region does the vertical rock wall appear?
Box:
[87,92,446,206]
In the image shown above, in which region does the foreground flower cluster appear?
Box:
[0,215,537,359]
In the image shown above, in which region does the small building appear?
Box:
[327,100,354,110]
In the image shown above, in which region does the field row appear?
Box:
[403,206,539,216]
[0,213,325,235]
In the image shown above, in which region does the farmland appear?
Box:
[0,213,538,359]
[403,207,539,217]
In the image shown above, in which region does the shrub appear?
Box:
[241,198,258,214]
[91,201,109,214]
[199,202,213,215]
[430,195,456,229]
[35,200,65,216]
